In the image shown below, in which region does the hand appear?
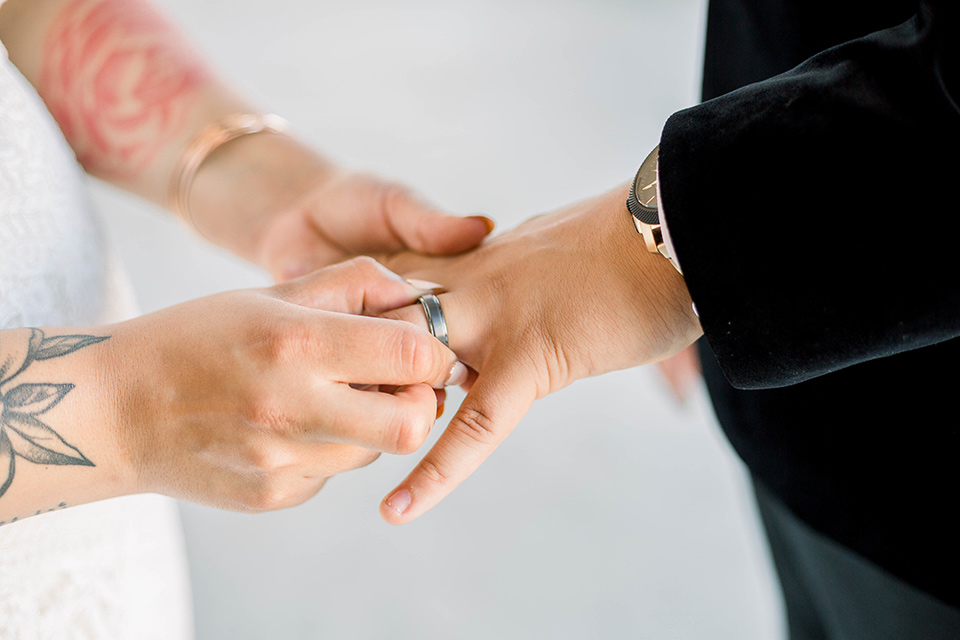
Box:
[188,133,495,282]
[0,0,491,281]
[376,183,703,523]
[107,257,466,512]
[255,169,497,282]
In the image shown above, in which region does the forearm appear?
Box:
[0,326,131,526]
[0,0,235,200]
[0,0,332,260]
[659,1,960,388]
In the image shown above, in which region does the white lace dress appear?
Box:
[0,32,193,640]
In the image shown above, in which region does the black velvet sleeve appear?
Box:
[658,1,960,389]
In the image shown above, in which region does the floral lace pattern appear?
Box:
[0,40,192,639]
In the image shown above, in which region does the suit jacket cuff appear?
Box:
[656,2,960,389]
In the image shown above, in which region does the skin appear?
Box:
[0,258,466,523]
[0,0,487,519]
[0,0,493,281]
[0,0,698,525]
[376,183,704,523]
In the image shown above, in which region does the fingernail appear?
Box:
[469,215,496,234]
[385,489,412,515]
[436,403,445,419]
[445,361,468,387]
[406,278,444,291]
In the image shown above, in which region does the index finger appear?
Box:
[382,291,484,369]
[379,360,536,524]
[320,314,465,389]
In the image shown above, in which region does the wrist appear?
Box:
[99,316,186,498]
[86,323,144,498]
[0,325,136,524]
[185,130,338,262]
[606,182,702,363]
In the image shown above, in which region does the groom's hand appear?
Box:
[377,183,702,523]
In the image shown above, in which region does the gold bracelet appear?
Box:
[168,113,289,230]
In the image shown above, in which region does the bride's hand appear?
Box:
[111,257,465,512]
[254,169,496,282]
[376,184,702,523]
[187,133,495,283]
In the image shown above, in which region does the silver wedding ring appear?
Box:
[417,293,449,347]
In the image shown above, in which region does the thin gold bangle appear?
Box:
[168,113,289,232]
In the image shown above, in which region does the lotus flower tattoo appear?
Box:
[0,328,109,499]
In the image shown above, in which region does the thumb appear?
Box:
[380,361,535,524]
[255,208,344,283]
[274,256,431,315]
[385,188,495,255]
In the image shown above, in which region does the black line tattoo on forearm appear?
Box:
[0,329,109,500]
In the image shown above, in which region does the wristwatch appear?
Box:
[626,145,683,275]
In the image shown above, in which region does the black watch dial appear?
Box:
[626,146,660,226]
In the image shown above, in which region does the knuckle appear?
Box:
[417,456,449,487]
[390,411,431,455]
[242,469,327,512]
[257,317,307,366]
[343,256,386,310]
[279,323,312,362]
[379,182,410,214]
[247,478,296,512]
[242,439,293,474]
[396,329,442,382]
[451,405,498,446]
[347,255,381,278]
[243,391,290,433]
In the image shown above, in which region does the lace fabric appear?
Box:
[0,38,193,640]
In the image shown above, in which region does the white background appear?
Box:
[91,0,784,637]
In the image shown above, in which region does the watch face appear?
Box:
[628,146,660,225]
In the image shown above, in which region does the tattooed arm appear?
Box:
[0,0,492,281]
[0,329,120,525]
[0,259,462,524]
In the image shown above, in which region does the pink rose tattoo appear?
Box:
[39,0,208,179]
